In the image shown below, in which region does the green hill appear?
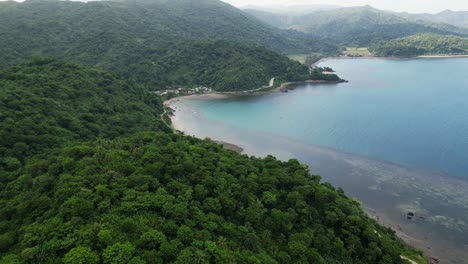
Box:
[0,59,168,173]
[0,0,340,92]
[0,0,314,59]
[244,6,468,46]
[370,33,468,57]
[243,9,295,29]
[402,10,468,29]
[0,132,421,264]
[0,60,424,264]
[119,40,312,92]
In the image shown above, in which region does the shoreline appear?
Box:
[417,54,468,58]
[167,94,468,182]
[317,54,468,63]
[162,79,337,153]
[163,79,345,104]
[165,97,444,262]
[166,99,468,263]
[166,93,468,263]
[163,77,346,141]
[163,59,468,263]
[214,140,244,153]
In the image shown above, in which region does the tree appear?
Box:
[63,246,99,264]
[139,230,166,250]
[102,242,136,264]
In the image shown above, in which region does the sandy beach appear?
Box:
[417,54,468,58]
[163,79,340,106]
[163,78,337,134]
[165,81,468,263]
[317,54,468,64]
[163,56,468,263]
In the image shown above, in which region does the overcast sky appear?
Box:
[222,0,468,13]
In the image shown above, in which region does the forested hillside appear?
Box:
[0,59,168,174]
[0,57,425,264]
[243,9,301,29]
[120,40,311,91]
[0,0,313,60]
[241,4,340,15]
[0,131,420,263]
[370,33,468,56]
[402,10,468,29]
[0,0,430,262]
[244,6,468,46]
[0,0,339,91]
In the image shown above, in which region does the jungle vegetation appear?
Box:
[0,59,423,264]
[0,0,338,91]
[370,33,468,57]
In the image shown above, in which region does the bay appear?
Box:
[169,58,468,263]
[188,58,468,178]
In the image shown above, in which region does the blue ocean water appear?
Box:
[188,58,468,177]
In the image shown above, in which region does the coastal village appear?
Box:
[154,66,342,96]
[153,86,213,96]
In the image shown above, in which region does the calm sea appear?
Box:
[171,58,468,263]
[189,58,468,178]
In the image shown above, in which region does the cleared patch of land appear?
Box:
[344,47,372,56]
[287,54,309,63]
[287,53,323,65]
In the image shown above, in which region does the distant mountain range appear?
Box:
[0,0,335,62]
[244,5,468,47]
[401,10,468,29]
[0,1,444,263]
[1,0,466,85]
[240,4,341,15]
[0,0,340,91]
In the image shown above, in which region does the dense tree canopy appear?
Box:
[0,58,423,264]
[0,0,429,262]
[121,40,312,91]
[0,132,420,263]
[0,0,339,91]
[370,33,468,57]
[0,59,168,173]
[310,67,342,82]
[245,6,468,47]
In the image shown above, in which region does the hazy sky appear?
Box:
[222,0,468,13]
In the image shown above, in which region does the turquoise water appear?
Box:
[188,58,468,178]
[173,58,468,261]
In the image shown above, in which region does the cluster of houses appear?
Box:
[153,86,212,96]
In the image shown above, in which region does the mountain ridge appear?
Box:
[401,10,468,29]
[0,0,339,91]
[244,5,468,46]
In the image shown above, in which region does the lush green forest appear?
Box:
[0,0,430,262]
[401,10,468,29]
[0,58,424,263]
[0,131,419,263]
[244,6,468,46]
[310,67,342,82]
[0,0,324,60]
[0,0,339,91]
[121,40,312,92]
[0,59,168,174]
[370,33,468,56]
